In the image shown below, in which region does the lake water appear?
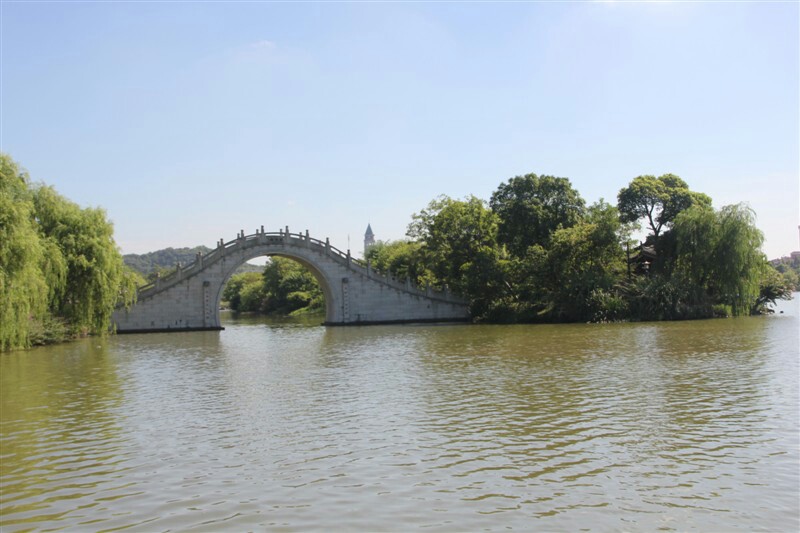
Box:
[1,297,798,531]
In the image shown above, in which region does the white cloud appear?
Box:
[249,40,276,50]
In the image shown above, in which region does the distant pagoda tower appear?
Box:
[364,224,375,258]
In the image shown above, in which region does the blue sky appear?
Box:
[2,1,798,259]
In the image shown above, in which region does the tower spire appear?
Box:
[364,223,375,257]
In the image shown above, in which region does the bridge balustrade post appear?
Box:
[326,238,331,254]
[305,229,310,248]
[366,259,371,278]
[346,249,351,268]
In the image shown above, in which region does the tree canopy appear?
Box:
[407,195,507,316]
[1,156,49,350]
[490,173,586,256]
[617,174,711,238]
[0,153,138,350]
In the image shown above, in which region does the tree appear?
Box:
[222,272,263,312]
[408,195,500,291]
[408,195,507,317]
[365,240,430,286]
[753,265,794,314]
[33,186,131,335]
[262,257,324,315]
[0,155,49,349]
[1,153,136,349]
[537,201,627,321]
[668,203,765,316]
[617,174,711,238]
[489,173,586,256]
[710,204,765,315]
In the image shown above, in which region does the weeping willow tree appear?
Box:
[34,185,137,335]
[0,156,50,349]
[0,153,137,350]
[672,203,766,316]
[711,204,766,315]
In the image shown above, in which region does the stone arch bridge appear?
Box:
[113,227,470,333]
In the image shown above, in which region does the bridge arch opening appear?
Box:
[214,250,335,325]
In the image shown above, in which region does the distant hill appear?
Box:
[124,246,263,277]
[123,246,212,276]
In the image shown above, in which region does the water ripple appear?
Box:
[1,315,798,531]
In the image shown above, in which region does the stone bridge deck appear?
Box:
[113,228,471,333]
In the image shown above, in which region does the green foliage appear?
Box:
[712,304,733,318]
[33,186,131,335]
[400,173,769,324]
[617,174,711,237]
[0,153,134,350]
[408,195,507,317]
[753,264,794,314]
[670,204,765,316]
[222,272,263,312]
[779,267,799,292]
[771,255,800,290]
[0,155,49,350]
[26,314,70,346]
[625,203,768,320]
[623,273,704,321]
[365,240,431,286]
[490,173,586,257]
[708,204,765,315]
[535,201,627,322]
[221,258,325,316]
[262,257,324,315]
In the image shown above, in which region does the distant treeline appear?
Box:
[123,248,262,284]
[1,154,140,350]
[123,246,211,276]
[771,255,800,287]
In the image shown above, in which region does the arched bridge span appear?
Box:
[113,228,470,333]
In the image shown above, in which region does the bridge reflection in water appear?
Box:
[113,227,470,333]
